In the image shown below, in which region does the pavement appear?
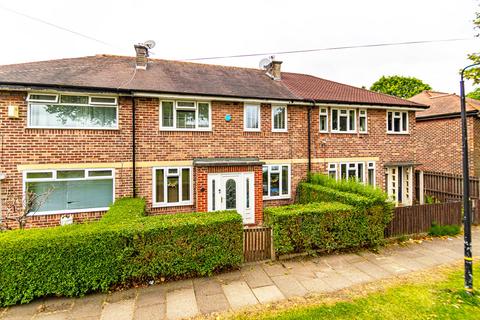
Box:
[1,228,478,320]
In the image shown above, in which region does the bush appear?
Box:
[428,222,461,237]
[264,202,388,255]
[0,198,243,307]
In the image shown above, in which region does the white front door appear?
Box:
[207,172,255,224]
[386,166,413,206]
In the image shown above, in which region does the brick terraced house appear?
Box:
[410,90,480,177]
[0,45,428,228]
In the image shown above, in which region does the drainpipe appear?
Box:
[306,100,314,182]
[131,96,137,198]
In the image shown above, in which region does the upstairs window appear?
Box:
[272,106,287,132]
[27,93,118,129]
[244,104,261,131]
[359,109,367,133]
[387,111,408,133]
[160,101,211,130]
[331,108,356,133]
[319,108,328,132]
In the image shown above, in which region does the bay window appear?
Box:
[24,169,114,214]
[160,101,211,130]
[153,167,192,207]
[263,164,290,199]
[272,106,287,132]
[27,93,118,129]
[387,111,408,133]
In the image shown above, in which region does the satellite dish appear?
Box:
[259,57,272,70]
[144,40,156,49]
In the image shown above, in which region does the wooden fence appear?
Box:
[422,171,480,202]
[385,201,463,237]
[243,226,274,263]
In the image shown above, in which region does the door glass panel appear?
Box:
[225,179,236,210]
[212,179,216,211]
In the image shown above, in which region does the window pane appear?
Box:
[368,169,375,186]
[177,101,195,108]
[155,169,164,203]
[246,105,259,129]
[66,179,113,209]
[176,110,196,129]
[341,164,347,179]
[29,104,117,128]
[273,107,285,130]
[320,115,327,131]
[401,112,407,131]
[60,95,88,104]
[167,176,179,203]
[270,172,280,197]
[339,115,348,131]
[181,168,190,201]
[88,170,112,177]
[57,170,85,179]
[349,110,355,130]
[387,112,393,131]
[357,163,364,182]
[26,172,52,179]
[359,116,366,132]
[90,97,116,105]
[263,167,268,196]
[281,166,289,195]
[29,94,57,102]
[332,109,338,130]
[328,170,336,179]
[162,101,174,127]
[27,181,67,212]
[198,103,210,128]
[393,117,401,132]
[225,179,236,209]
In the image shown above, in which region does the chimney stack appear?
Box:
[268,60,282,80]
[134,44,149,70]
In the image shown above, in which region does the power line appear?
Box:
[182,38,476,61]
[0,4,121,49]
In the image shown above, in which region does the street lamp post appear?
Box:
[460,62,480,294]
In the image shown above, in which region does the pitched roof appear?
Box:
[410,90,480,118]
[0,55,425,108]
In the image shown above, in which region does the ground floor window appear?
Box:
[263,164,290,199]
[24,169,114,214]
[327,161,376,186]
[153,167,192,207]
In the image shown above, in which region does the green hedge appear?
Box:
[264,202,388,255]
[0,198,243,307]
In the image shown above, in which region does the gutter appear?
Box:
[416,110,479,121]
[306,100,314,181]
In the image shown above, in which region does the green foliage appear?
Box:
[465,11,480,84]
[265,174,393,255]
[424,194,440,204]
[0,198,243,307]
[467,87,480,100]
[428,222,461,237]
[370,75,432,99]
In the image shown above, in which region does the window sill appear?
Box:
[387,132,410,135]
[26,126,119,131]
[27,207,109,216]
[263,195,291,201]
[159,127,212,132]
[272,129,288,133]
[152,202,193,208]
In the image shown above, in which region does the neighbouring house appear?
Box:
[410,90,480,177]
[0,44,428,228]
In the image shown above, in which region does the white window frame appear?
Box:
[359,109,368,133]
[331,108,356,133]
[271,105,287,132]
[89,96,118,105]
[367,161,376,186]
[152,166,193,207]
[327,161,376,185]
[159,100,212,131]
[27,93,119,130]
[27,93,59,103]
[328,163,338,179]
[262,164,291,200]
[386,110,409,134]
[244,104,261,132]
[23,168,115,216]
[319,108,329,132]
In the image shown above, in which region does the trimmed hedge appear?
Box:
[265,202,388,255]
[0,198,243,307]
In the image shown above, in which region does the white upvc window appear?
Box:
[331,108,356,133]
[327,161,376,186]
[27,93,118,130]
[387,111,409,134]
[244,104,261,131]
[152,167,193,207]
[263,164,291,199]
[272,105,287,132]
[23,168,115,215]
[319,108,328,132]
[160,100,211,131]
[359,109,367,133]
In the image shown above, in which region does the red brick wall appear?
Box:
[0,91,419,228]
[415,116,478,176]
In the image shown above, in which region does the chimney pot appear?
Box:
[134,44,149,70]
[269,60,282,80]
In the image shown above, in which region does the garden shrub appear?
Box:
[428,222,461,237]
[0,198,243,307]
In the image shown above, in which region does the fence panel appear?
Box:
[422,171,480,202]
[243,226,274,263]
[385,202,463,237]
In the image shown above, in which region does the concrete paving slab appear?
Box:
[252,285,285,304]
[193,278,224,296]
[105,288,137,303]
[335,266,374,284]
[34,311,69,320]
[352,260,393,280]
[262,263,288,277]
[316,271,354,291]
[136,286,166,307]
[299,278,332,293]
[215,270,243,284]
[101,299,135,320]
[222,281,258,310]
[133,303,165,320]
[271,274,308,298]
[164,279,193,292]
[241,265,274,289]
[195,293,229,314]
[2,300,44,320]
[70,294,105,319]
[42,297,74,313]
[165,288,198,320]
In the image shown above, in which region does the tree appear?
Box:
[464,11,480,84]
[467,87,480,100]
[370,75,432,99]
